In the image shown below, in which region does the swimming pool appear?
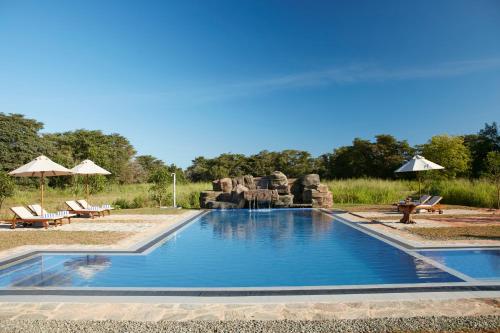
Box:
[419,249,500,280]
[0,209,496,289]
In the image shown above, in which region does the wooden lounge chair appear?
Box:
[65,200,104,218]
[395,195,431,212]
[28,204,76,224]
[416,196,443,214]
[10,206,64,229]
[77,199,113,216]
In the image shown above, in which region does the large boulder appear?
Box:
[219,178,233,193]
[274,194,294,207]
[200,191,223,208]
[303,189,333,208]
[265,171,290,194]
[269,171,288,187]
[231,184,249,206]
[232,175,256,190]
[301,174,320,188]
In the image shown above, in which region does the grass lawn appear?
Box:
[408,226,500,241]
[113,207,188,215]
[0,231,132,252]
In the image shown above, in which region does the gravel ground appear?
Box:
[0,316,499,333]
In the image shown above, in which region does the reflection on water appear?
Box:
[64,255,111,280]
[201,209,333,243]
[9,255,111,287]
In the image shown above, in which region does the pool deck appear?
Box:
[342,209,500,248]
[0,292,499,321]
[0,209,499,322]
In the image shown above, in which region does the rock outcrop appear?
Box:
[200,172,333,209]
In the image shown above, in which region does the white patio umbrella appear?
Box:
[395,155,444,195]
[70,160,111,201]
[9,155,73,212]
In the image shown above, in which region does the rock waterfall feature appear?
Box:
[200,172,333,209]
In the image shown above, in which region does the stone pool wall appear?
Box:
[200,172,333,209]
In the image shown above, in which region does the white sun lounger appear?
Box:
[77,199,113,216]
[28,204,76,224]
[65,200,104,218]
[10,206,64,229]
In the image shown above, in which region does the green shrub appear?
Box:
[131,195,150,208]
[112,198,132,209]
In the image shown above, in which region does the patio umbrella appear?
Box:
[395,155,444,195]
[70,160,111,201]
[9,155,73,212]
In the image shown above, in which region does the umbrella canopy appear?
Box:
[70,160,111,176]
[395,155,444,195]
[9,155,72,211]
[9,155,72,177]
[70,160,111,201]
[395,155,444,173]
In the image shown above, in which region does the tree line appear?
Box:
[0,113,499,185]
[187,124,499,181]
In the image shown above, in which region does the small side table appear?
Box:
[399,203,417,224]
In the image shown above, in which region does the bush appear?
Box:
[0,171,15,211]
[131,195,150,209]
[113,195,151,209]
[112,198,133,209]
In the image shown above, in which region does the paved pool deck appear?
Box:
[0,292,499,321]
[0,209,498,322]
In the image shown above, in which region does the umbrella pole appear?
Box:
[418,174,422,196]
[86,174,89,202]
[40,173,44,213]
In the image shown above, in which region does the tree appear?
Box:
[485,151,500,209]
[464,122,500,178]
[320,135,414,179]
[44,130,136,184]
[421,135,471,178]
[149,167,171,207]
[0,171,15,212]
[372,135,414,178]
[0,113,48,172]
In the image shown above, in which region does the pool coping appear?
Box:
[0,209,499,297]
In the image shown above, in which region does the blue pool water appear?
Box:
[0,209,465,288]
[419,249,500,280]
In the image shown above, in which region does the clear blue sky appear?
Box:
[1,1,499,167]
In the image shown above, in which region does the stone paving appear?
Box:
[0,297,498,321]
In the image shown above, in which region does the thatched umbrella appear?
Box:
[70,160,111,201]
[9,155,72,212]
[395,155,444,195]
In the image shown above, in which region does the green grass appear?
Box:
[427,178,497,208]
[325,179,415,205]
[1,182,211,219]
[112,207,187,215]
[326,178,497,209]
